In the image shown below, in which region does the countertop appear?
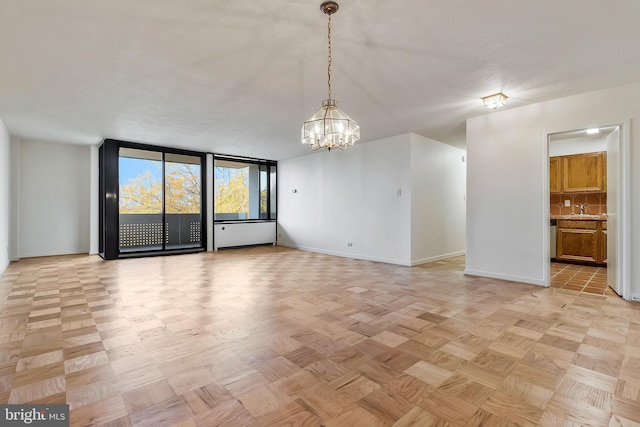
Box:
[550,214,607,221]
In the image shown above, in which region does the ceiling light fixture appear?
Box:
[482,92,508,109]
[586,128,600,135]
[302,1,360,151]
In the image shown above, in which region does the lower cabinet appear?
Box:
[556,220,606,265]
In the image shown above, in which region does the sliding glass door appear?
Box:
[164,153,202,250]
[99,139,205,259]
[119,148,164,253]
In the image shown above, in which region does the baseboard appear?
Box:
[277,242,412,266]
[630,294,640,302]
[411,251,466,266]
[18,249,89,259]
[463,268,547,287]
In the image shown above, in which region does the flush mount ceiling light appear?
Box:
[301,1,360,151]
[482,92,508,109]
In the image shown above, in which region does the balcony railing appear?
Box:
[119,213,201,252]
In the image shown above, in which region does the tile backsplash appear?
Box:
[550,193,607,216]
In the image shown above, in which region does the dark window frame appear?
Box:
[213,154,277,223]
[99,139,207,259]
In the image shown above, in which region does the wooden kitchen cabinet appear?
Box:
[550,151,607,194]
[561,151,606,193]
[556,219,606,265]
[549,157,562,194]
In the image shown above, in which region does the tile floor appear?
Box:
[550,262,612,295]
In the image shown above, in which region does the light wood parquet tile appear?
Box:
[481,390,545,426]
[0,247,639,425]
[296,383,351,420]
[438,373,494,407]
[323,404,386,427]
[256,401,322,426]
[356,387,414,425]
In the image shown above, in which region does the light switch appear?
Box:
[564,200,570,207]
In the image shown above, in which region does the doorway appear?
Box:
[546,122,630,299]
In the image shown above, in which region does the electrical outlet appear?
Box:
[347,243,353,247]
[564,200,571,207]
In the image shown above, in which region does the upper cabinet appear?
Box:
[562,151,606,192]
[550,151,606,194]
[549,157,562,194]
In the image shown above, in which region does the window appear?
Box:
[99,139,206,259]
[119,148,163,252]
[214,156,276,221]
[164,153,202,249]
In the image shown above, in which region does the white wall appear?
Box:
[278,134,413,265]
[89,146,100,255]
[549,135,608,156]
[16,139,91,258]
[278,133,467,266]
[466,81,638,297]
[0,119,9,275]
[410,134,466,264]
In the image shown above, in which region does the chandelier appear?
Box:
[302,1,360,151]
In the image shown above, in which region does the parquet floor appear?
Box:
[0,247,639,426]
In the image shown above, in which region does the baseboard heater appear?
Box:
[214,221,277,251]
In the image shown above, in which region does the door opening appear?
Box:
[546,122,629,299]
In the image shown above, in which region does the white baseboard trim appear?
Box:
[411,251,466,266]
[464,268,547,287]
[630,294,640,302]
[18,249,89,259]
[277,242,412,266]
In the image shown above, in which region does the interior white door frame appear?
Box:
[619,119,631,300]
[543,119,631,300]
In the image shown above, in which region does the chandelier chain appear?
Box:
[327,13,332,100]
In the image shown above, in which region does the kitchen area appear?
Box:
[548,127,617,294]
[550,150,607,265]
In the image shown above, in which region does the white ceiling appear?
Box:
[2,1,640,160]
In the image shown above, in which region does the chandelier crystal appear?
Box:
[302,1,360,151]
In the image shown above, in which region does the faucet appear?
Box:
[575,203,586,215]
